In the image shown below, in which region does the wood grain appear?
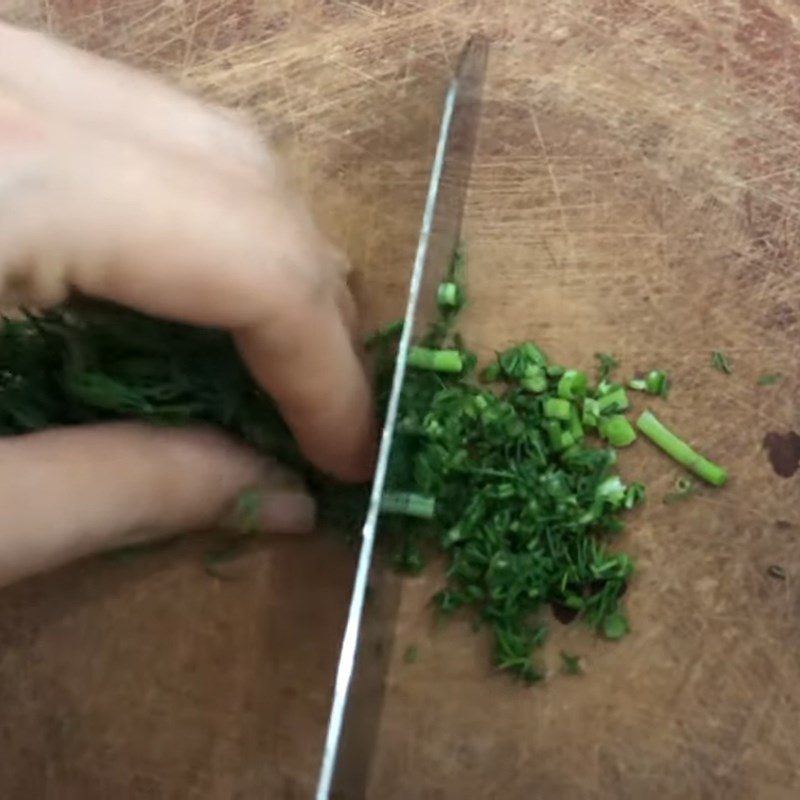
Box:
[0,1,798,797]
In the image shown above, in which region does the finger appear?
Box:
[0,22,273,178]
[0,423,315,588]
[235,297,376,482]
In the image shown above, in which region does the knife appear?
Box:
[315,35,488,800]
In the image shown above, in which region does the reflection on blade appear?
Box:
[316,35,488,800]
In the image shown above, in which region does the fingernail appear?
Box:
[259,490,316,534]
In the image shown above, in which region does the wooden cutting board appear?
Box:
[0,1,798,798]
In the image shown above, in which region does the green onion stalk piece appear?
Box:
[380,491,437,519]
[599,414,637,447]
[636,410,728,486]
[437,282,462,309]
[597,386,630,414]
[407,347,464,373]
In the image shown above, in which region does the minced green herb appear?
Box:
[595,352,619,383]
[374,268,648,682]
[560,651,582,675]
[384,337,643,681]
[602,612,629,640]
[403,644,420,664]
[236,489,263,535]
[711,351,733,374]
[757,373,783,386]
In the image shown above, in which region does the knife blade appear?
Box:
[315,35,488,800]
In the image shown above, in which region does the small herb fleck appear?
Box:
[757,373,783,386]
[602,612,629,640]
[236,489,263,535]
[711,351,733,375]
[560,651,583,675]
[595,352,619,382]
[403,644,419,664]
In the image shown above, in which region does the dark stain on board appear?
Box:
[763,431,800,478]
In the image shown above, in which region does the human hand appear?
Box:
[0,22,375,584]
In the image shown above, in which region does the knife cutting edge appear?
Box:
[315,35,488,800]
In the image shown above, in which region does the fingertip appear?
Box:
[320,401,377,483]
[276,356,378,484]
[234,311,377,484]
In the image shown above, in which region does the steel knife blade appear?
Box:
[316,35,488,800]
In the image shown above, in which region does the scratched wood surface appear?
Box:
[0,1,798,798]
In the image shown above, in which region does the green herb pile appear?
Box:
[375,270,726,682]
[0,259,728,683]
[380,316,644,682]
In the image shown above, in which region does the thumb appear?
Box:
[0,423,316,587]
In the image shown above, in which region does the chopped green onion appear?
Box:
[624,483,646,508]
[597,475,625,504]
[380,491,437,519]
[544,420,563,449]
[602,613,629,640]
[597,386,630,414]
[596,380,615,396]
[599,414,637,447]
[582,397,600,428]
[557,431,575,450]
[568,405,584,441]
[544,397,572,420]
[544,420,573,450]
[636,410,728,486]
[481,362,502,382]
[521,365,547,393]
[407,347,463,373]
[497,342,548,379]
[437,282,462,309]
[630,370,669,397]
[558,369,588,400]
[646,370,669,397]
